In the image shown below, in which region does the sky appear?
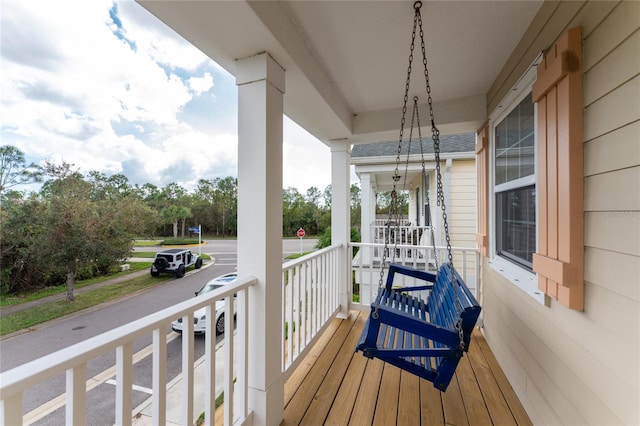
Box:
[0,0,338,195]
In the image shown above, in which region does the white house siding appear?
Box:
[407,162,477,280]
[448,159,477,249]
[482,2,639,425]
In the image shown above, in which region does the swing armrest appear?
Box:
[385,264,437,292]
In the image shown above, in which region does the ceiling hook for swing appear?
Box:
[413,1,422,11]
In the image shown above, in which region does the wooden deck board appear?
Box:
[300,315,367,425]
[282,311,532,426]
[372,363,401,426]
[475,332,533,426]
[397,370,421,426]
[442,374,470,426]
[465,331,518,426]
[349,357,384,425]
[323,342,368,425]
[284,314,343,406]
[419,378,444,426]
[283,313,358,425]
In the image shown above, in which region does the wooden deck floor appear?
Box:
[281,311,532,426]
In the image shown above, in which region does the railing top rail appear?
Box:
[350,242,479,253]
[0,275,257,397]
[282,243,342,270]
[371,223,430,227]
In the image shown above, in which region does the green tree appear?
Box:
[0,145,43,194]
[39,174,97,301]
[283,187,305,236]
[161,205,182,239]
[195,179,217,233]
[213,177,237,237]
[322,184,332,209]
[87,171,132,200]
[178,206,192,237]
[0,192,47,293]
[306,186,322,206]
[162,182,187,201]
[350,183,361,229]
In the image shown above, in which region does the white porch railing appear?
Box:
[282,244,342,378]
[372,218,411,227]
[371,223,431,247]
[0,276,257,426]
[350,242,480,308]
[0,245,346,426]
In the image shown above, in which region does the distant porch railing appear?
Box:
[350,242,480,308]
[371,223,431,247]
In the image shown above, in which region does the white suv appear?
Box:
[171,273,237,334]
[150,248,202,278]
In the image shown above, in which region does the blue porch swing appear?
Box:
[355,1,481,392]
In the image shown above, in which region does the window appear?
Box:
[494,93,536,270]
[485,28,583,310]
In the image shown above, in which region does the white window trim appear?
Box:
[488,60,546,306]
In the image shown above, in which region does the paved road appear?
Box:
[1,238,317,425]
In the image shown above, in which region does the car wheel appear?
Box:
[195,258,203,269]
[175,265,185,278]
[216,314,225,335]
[150,269,159,277]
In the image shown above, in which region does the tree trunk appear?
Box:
[66,270,75,301]
[173,220,178,238]
[181,218,185,237]
[222,211,226,238]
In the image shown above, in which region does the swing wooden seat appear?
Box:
[356,263,481,391]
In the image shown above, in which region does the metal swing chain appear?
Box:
[373,1,419,320]
[414,4,453,270]
[413,96,439,269]
[414,3,464,346]
[373,2,462,339]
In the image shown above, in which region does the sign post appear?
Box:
[190,225,202,255]
[296,227,305,254]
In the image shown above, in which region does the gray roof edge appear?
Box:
[351,132,475,158]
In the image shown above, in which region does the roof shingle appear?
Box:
[351,132,475,158]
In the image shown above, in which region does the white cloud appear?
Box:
[188,73,214,96]
[1,0,333,194]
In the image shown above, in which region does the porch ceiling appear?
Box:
[138,0,542,145]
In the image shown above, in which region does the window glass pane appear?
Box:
[496,185,536,270]
[495,93,535,185]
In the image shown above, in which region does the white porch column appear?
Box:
[360,172,373,265]
[331,139,351,318]
[236,52,285,426]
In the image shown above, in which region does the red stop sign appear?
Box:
[297,228,305,238]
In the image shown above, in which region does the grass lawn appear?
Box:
[0,262,152,308]
[0,239,215,336]
[0,272,171,336]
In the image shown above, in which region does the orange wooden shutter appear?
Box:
[475,126,489,257]
[532,27,584,311]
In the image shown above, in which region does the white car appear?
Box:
[171,272,237,335]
